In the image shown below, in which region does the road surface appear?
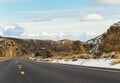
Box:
[0,58,120,83]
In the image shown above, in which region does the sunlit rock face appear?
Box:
[0,38,21,57]
[84,21,120,57]
[99,22,120,53]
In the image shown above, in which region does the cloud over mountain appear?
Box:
[20,32,98,41]
[3,25,25,37]
[0,21,100,41]
[0,22,26,37]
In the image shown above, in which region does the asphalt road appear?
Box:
[0,58,120,83]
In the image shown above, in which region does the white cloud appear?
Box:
[0,22,26,37]
[33,18,52,22]
[0,19,118,41]
[20,31,98,41]
[3,25,25,37]
[18,19,119,41]
[0,21,12,29]
[19,20,117,34]
[97,0,120,5]
[81,14,104,21]
[21,32,65,40]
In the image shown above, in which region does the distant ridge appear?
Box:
[0,22,120,58]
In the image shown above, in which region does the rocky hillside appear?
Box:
[0,37,86,57]
[0,38,22,57]
[85,22,120,56]
[1,21,120,58]
[99,22,120,53]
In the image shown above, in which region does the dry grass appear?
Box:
[110,53,120,59]
[0,57,8,60]
[101,52,120,59]
[111,59,120,65]
[49,53,92,60]
[64,59,69,62]
[50,55,64,59]
[72,58,78,61]
[40,59,53,62]
[78,54,92,59]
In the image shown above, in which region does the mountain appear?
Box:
[99,22,120,53]
[0,21,120,58]
[85,21,120,58]
[0,37,85,57]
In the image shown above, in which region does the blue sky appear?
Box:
[0,0,119,22]
[0,0,92,11]
[0,0,120,41]
[0,0,93,22]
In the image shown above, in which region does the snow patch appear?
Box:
[86,35,102,53]
[51,59,120,69]
[29,57,120,69]
[87,35,102,44]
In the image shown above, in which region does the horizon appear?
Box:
[0,0,120,41]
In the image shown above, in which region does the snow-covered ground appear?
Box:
[29,57,120,69]
[51,59,120,69]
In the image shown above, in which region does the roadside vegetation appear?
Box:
[0,57,9,60]
[111,59,120,65]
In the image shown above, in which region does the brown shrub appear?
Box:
[111,59,120,65]
[78,54,92,59]
[64,59,69,62]
[72,58,78,61]
[110,53,120,59]
[101,52,120,59]
[0,57,8,60]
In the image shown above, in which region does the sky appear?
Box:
[0,0,120,41]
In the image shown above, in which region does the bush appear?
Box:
[102,52,120,59]
[78,54,92,59]
[34,52,40,56]
[93,51,102,59]
[44,49,52,58]
[111,60,120,65]
[72,58,78,61]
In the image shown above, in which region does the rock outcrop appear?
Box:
[1,21,120,58]
[0,38,21,57]
[99,22,120,53]
[85,21,120,56]
[0,37,86,57]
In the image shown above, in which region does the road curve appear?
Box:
[0,58,120,83]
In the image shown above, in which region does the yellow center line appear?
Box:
[16,63,25,75]
[20,71,25,75]
[18,66,22,69]
[17,64,22,69]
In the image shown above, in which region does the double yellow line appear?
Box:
[17,63,25,75]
